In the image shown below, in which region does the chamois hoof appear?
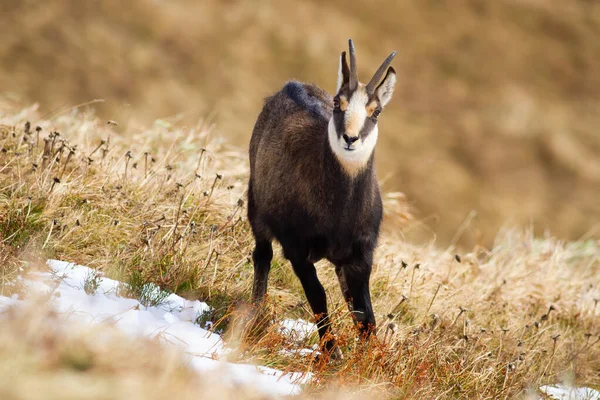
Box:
[314,339,343,364]
[330,345,344,361]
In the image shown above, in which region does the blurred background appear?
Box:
[1,0,599,247]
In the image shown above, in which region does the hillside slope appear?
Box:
[1,106,598,398]
[1,0,599,245]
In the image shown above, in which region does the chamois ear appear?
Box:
[375,66,396,107]
[336,51,350,93]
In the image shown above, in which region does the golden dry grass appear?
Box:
[1,299,367,400]
[0,104,598,399]
[1,0,600,246]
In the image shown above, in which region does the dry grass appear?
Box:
[1,299,369,400]
[1,105,598,399]
[0,302,250,400]
[1,0,600,246]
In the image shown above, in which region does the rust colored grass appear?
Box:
[0,105,598,399]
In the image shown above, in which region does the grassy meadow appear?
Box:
[0,105,598,398]
[1,0,600,245]
[1,0,599,398]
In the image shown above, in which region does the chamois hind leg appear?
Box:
[243,233,272,344]
[284,245,339,357]
[335,264,352,309]
[251,238,273,305]
[247,183,273,305]
[333,252,376,337]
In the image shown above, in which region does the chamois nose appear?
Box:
[342,134,359,145]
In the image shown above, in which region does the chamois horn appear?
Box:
[366,51,397,95]
[348,39,358,91]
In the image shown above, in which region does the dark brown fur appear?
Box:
[248,80,383,354]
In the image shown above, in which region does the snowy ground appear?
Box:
[539,385,600,400]
[1,260,598,399]
[0,260,314,397]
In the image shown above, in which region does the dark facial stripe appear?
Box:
[332,109,345,139]
[358,117,377,141]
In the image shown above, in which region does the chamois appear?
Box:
[248,39,396,356]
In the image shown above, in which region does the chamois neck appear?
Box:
[324,135,374,185]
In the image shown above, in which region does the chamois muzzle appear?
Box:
[342,134,359,148]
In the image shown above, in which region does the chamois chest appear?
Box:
[279,177,382,263]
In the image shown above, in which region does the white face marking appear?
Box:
[344,87,370,137]
[328,116,378,177]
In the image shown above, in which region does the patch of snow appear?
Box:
[0,260,312,396]
[0,295,20,308]
[279,347,319,358]
[279,318,317,342]
[539,384,600,400]
[277,319,320,358]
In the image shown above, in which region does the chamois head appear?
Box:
[328,39,397,176]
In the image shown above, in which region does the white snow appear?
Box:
[4,260,598,398]
[0,260,311,396]
[279,318,317,343]
[277,319,319,357]
[539,384,600,400]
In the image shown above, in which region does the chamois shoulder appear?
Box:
[269,81,333,122]
[251,81,332,161]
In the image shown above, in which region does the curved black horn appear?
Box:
[366,51,397,95]
[348,39,358,90]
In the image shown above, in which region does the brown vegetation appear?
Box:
[1,106,598,398]
[1,0,600,245]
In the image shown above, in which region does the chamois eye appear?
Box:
[372,109,381,118]
[333,98,340,109]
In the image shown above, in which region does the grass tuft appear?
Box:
[0,105,598,398]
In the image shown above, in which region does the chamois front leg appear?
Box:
[336,255,376,337]
[284,247,340,358]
